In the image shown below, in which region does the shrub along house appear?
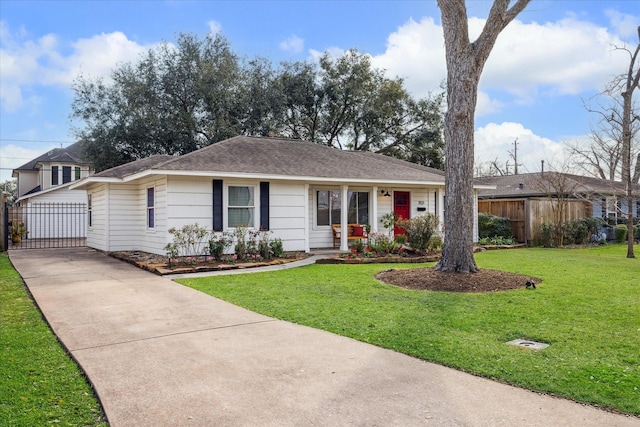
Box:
[477,172,640,244]
[71,136,491,255]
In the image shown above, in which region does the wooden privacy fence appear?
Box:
[6,203,87,249]
[478,198,592,244]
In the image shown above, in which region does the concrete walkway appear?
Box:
[9,248,639,427]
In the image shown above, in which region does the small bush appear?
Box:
[368,232,400,255]
[208,232,233,260]
[614,224,628,243]
[538,223,557,247]
[349,239,365,254]
[164,223,209,257]
[477,236,517,245]
[396,213,440,253]
[269,238,285,258]
[565,217,602,245]
[478,213,512,239]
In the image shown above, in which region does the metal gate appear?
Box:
[5,203,87,250]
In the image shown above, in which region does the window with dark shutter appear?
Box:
[212,180,223,231]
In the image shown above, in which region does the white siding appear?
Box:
[165,177,308,254]
[16,171,38,198]
[87,184,107,251]
[270,182,307,251]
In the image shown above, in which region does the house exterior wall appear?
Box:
[87,184,108,251]
[308,185,444,249]
[16,171,38,198]
[165,177,308,254]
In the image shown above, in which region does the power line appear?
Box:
[0,138,76,144]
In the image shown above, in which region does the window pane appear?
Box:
[62,166,71,184]
[317,191,329,226]
[330,191,341,225]
[51,166,58,185]
[358,192,369,224]
[75,167,81,180]
[229,186,254,206]
[228,208,254,227]
[148,208,155,228]
[147,188,154,208]
[348,192,358,223]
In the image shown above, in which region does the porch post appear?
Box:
[437,188,445,235]
[340,185,349,251]
[371,186,378,233]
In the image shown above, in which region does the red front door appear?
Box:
[393,191,410,237]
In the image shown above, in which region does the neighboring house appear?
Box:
[477,172,640,244]
[12,141,92,239]
[71,136,492,255]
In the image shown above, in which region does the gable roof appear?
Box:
[478,172,638,199]
[13,141,91,174]
[84,136,456,186]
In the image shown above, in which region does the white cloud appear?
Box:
[372,14,631,103]
[279,35,304,53]
[0,24,151,111]
[371,17,445,99]
[605,10,640,39]
[207,20,222,35]
[474,122,567,173]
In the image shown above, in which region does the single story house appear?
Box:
[11,141,92,239]
[71,136,491,254]
[478,172,640,244]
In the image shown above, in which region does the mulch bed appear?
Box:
[109,251,308,275]
[376,267,541,293]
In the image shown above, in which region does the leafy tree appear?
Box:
[72,34,444,172]
[72,33,243,171]
[1,180,17,206]
[435,0,530,274]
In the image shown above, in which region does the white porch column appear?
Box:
[437,188,445,235]
[340,185,349,251]
[371,186,378,233]
[304,183,310,253]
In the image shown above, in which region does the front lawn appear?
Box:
[0,253,107,426]
[178,244,640,415]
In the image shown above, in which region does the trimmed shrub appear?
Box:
[614,224,628,243]
[396,213,440,253]
[565,217,602,245]
[478,212,512,239]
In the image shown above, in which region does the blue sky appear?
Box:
[1,0,639,181]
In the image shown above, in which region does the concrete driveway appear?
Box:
[9,248,639,427]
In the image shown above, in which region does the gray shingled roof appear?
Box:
[477,172,637,198]
[93,136,448,183]
[14,141,91,172]
[92,155,176,178]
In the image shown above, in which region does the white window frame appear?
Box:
[146,186,155,230]
[87,193,93,228]
[226,184,256,229]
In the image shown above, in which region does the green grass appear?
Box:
[179,244,640,416]
[0,253,107,426]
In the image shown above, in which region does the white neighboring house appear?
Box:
[12,141,92,238]
[71,136,492,254]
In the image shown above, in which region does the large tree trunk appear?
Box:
[435,0,530,273]
[436,55,481,273]
[621,27,639,259]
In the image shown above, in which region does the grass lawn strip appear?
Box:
[178,244,640,416]
[0,253,107,426]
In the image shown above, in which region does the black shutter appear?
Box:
[212,180,223,231]
[260,181,269,230]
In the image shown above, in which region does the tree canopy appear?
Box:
[71,33,444,172]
